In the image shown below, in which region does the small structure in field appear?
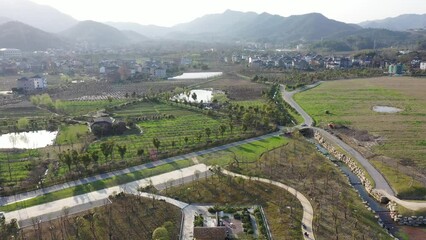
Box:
[90,117,127,137]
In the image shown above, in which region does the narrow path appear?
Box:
[282,82,426,211]
[5,164,210,227]
[0,131,280,206]
[221,170,315,240]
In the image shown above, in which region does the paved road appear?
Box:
[222,170,315,240]
[5,164,210,227]
[282,82,426,210]
[1,131,279,206]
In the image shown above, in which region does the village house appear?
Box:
[16,75,48,91]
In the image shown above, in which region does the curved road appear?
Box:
[222,170,315,240]
[282,83,426,211]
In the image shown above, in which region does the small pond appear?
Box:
[372,106,402,113]
[172,89,217,103]
[0,91,12,95]
[0,130,58,149]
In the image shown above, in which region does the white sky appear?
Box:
[31,0,426,27]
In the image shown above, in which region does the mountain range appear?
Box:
[0,0,425,51]
[360,14,426,31]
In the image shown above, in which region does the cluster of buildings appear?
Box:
[99,59,168,81]
[226,51,426,72]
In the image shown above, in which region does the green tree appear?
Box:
[205,127,211,139]
[100,141,114,162]
[17,117,29,130]
[71,149,80,168]
[117,145,127,161]
[91,150,99,164]
[61,151,73,172]
[219,124,226,138]
[153,137,161,151]
[191,92,197,102]
[137,148,145,159]
[152,227,169,240]
[80,153,92,170]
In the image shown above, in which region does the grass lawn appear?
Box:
[0,159,192,212]
[295,77,426,198]
[56,124,90,145]
[198,136,288,166]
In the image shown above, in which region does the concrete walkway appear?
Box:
[221,170,315,240]
[1,131,279,206]
[282,82,426,211]
[5,164,210,226]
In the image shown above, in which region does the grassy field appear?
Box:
[295,77,426,199]
[56,124,90,145]
[0,150,39,188]
[19,194,181,240]
[59,99,128,115]
[164,174,303,239]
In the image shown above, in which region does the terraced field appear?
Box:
[89,102,257,161]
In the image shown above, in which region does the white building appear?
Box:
[420,62,426,70]
[0,48,22,59]
[17,75,47,91]
[32,75,48,89]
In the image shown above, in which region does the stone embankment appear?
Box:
[314,131,373,192]
[315,130,426,227]
[387,201,426,226]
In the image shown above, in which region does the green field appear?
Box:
[56,124,89,145]
[0,150,39,187]
[295,77,426,198]
[89,102,259,162]
[59,99,128,115]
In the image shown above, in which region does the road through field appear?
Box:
[282,82,426,211]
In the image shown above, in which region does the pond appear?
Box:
[172,89,216,103]
[373,106,402,113]
[168,72,223,80]
[0,130,58,149]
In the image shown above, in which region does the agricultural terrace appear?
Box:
[294,77,426,199]
[88,101,263,162]
[196,135,392,239]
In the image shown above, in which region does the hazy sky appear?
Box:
[31,0,426,27]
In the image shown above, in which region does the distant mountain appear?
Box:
[359,14,426,31]
[173,10,258,34]
[0,16,12,25]
[0,21,68,50]
[106,22,170,38]
[121,30,149,43]
[0,0,78,32]
[61,21,132,48]
[169,10,361,42]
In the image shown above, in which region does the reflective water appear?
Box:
[0,130,58,149]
